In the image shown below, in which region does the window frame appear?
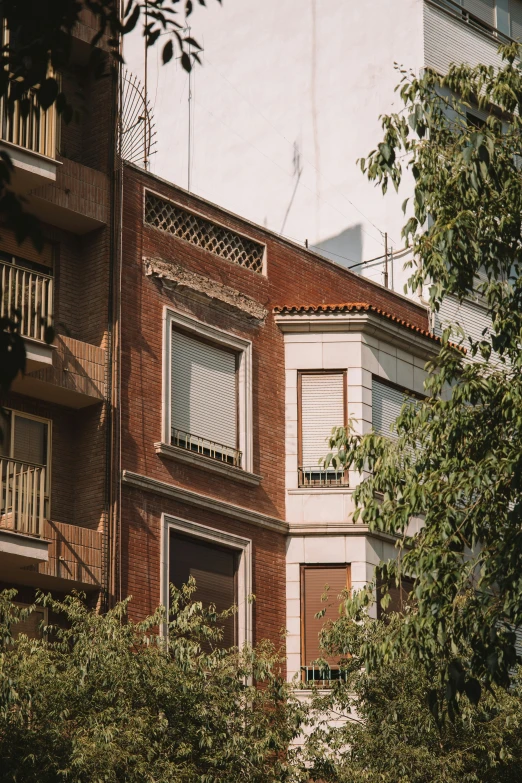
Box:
[160,513,253,648]
[162,308,253,473]
[297,369,348,488]
[0,408,52,496]
[300,563,351,684]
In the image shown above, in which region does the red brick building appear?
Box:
[0,11,116,619]
[117,165,437,674]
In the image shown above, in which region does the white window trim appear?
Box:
[2,408,52,501]
[162,307,254,473]
[160,513,253,648]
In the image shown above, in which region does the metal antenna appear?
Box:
[120,71,157,167]
[187,26,192,191]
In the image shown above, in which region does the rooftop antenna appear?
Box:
[187,26,192,191]
[120,70,157,167]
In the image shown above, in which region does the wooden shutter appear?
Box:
[169,533,237,648]
[511,0,522,39]
[372,379,417,440]
[300,373,344,468]
[462,0,494,25]
[171,329,237,449]
[13,416,47,465]
[302,566,349,668]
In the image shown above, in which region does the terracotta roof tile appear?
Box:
[273,302,448,346]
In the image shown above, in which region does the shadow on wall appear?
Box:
[315,224,363,270]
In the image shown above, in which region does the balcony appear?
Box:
[424,0,514,75]
[298,466,348,489]
[0,255,54,371]
[0,86,59,192]
[0,458,49,568]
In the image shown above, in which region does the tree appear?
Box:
[325,43,522,704]
[0,585,306,782]
[300,615,522,783]
[0,0,215,391]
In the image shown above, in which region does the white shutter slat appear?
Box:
[372,379,418,439]
[462,0,495,25]
[171,329,237,449]
[301,374,344,467]
[433,295,497,364]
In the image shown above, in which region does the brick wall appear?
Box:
[119,166,431,647]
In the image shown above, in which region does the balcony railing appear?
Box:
[428,0,514,44]
[171,427,242,468]
[0,257,53,342]
[301,665,348,687]
[0,82,57,159]
[298,466,348,488]
[0,459,47,537]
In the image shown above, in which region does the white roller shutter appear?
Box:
[372,379,417,439]
[510,0,522,39]
[462,0,494,25]
[171,329,237,449]
[433,295,497,364]
[300,373,344,468]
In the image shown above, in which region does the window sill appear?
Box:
[289,487,352,495]
[154,442,262,486]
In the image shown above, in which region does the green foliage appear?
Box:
[0,586,306,783]
[301,616,522,783]
[324,46,522,702]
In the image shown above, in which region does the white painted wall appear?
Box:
[125,0,424,293]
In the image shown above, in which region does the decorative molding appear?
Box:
[144,257,267,322]
[160,514,252,647]
[154,441,262,486]
[122,470,288,534]
[274,310,436,359]
[287,522,399,542]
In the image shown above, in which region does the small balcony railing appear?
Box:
[301,665,348,687]
[171,427,242,468]
[0,459,47,537]
[0,257,53,342]
[0,81,57,159]
[298,466,348,488]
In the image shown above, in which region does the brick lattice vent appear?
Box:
[144,192,264,274]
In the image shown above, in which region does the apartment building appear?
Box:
[118,165,442,681]
[0,12,117,624]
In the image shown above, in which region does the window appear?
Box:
[0,410,51,533]
[510,0,522,38]
[372,378,419,440]
[170,328,240,466]
[461,0,495,27]
[301,565,350,684]
[298,372,347,487]
[376,576,414,620]
[164,310,253,474]
[169,532,238,648]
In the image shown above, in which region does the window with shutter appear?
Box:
[372,378,419,440]
[376,576,414,620]
[301,565,350,684]
[170,328,240,466]
[462,0,495,26]
[510,0,522,38]
[298,372,346,487]
[169,533,238,648]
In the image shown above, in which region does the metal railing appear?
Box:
[0,84,57,159]
[0,258,53,341]
[298,466,348,488]
[171,428,242,468]
[0,459,47,536]
[301,665,348,687]
[428,0,514,45]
